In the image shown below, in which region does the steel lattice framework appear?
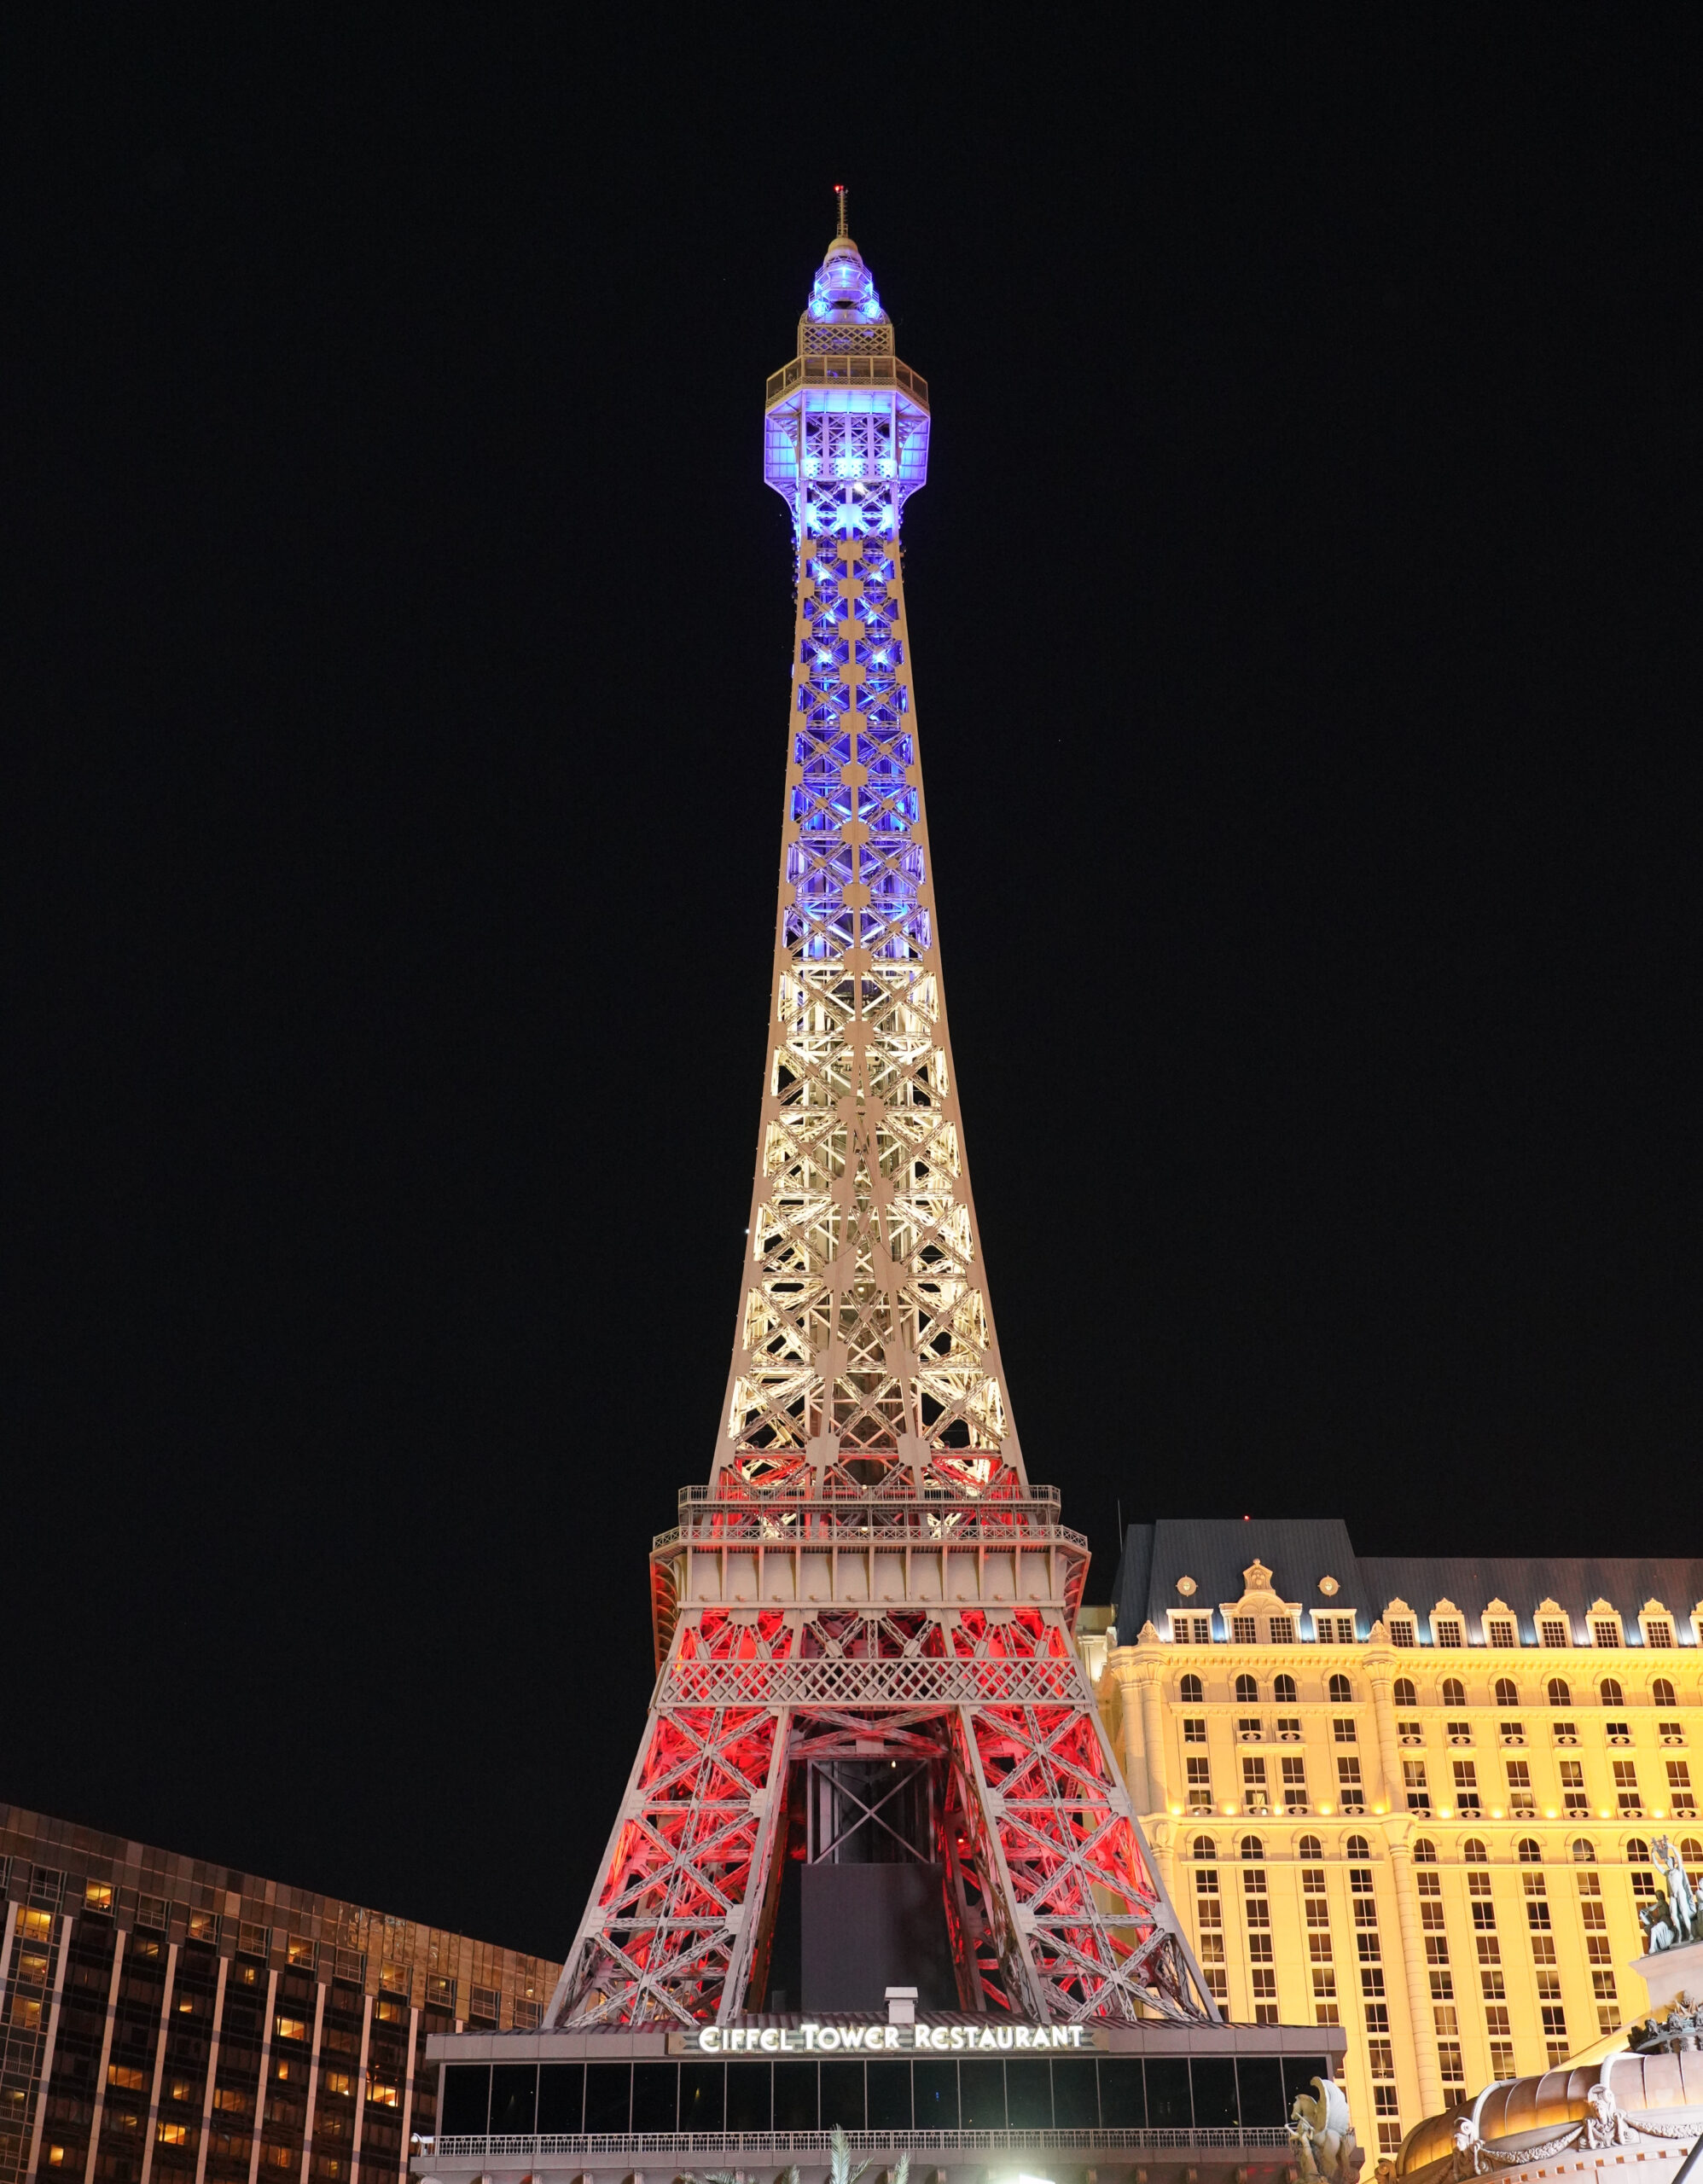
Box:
[546,198,1217,2038]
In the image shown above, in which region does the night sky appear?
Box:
[9,19,1700,1960]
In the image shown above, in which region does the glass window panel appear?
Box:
[819,2060,863,2130]
[959,2059,1006,2128]
[678,2063,724,2131]
[631,2064,677,2132]
[1191,2058,1238,2127]
[1236,2059,1287,2127]
[1005,2059,1052,2129]
[1146,2059,1192,2128]
[439,2067,490,2137]
[584,2064,631,2134]
[865,2061,910,2131]
[1097,2058,1146,2128]
[912,2061,958,2129]
[536,2067,583,2135]
[772,2061,817,2130]
[1052,2057,1099,2128]
[1284,2059,1331,2111]
[489,2067,537,2135]
[725,2063,770,2134]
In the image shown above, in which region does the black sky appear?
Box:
[7,15,1700,1960]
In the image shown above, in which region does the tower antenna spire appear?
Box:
[834,182,848,238]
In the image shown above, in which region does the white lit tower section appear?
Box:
[547,199,1215,2035]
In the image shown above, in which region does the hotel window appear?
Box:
[1417,1871,1445,1934]
[1394,1677,1417,1707]
[1446,1719,1472,1744]
[1282,1757,1308,1808]
[1430,1969,1454,2001]
[1481,1953,1504,1986]
[1185,1757,1212,1813]
[1311,1966,1340,2025]
[1184,1716,1207,1744]
[1235,1674,1259,1705]
[1232,1617,1257,1645]
[1270,1617,1296,1643]
[286,1937,315,1969]
[1646,1619,1676,1650]
[1441,1677,1467,1708]
[1435,1618,1465,1649]
[1369,2040,1395,2082]
[1540,1618,1570,1648]
[1506,1760,1535,1815]
[1438,2039,1466,2086]
[1547,1678,1572,1707]
[1339,1757,1364,1804]
[1388,1617,1416,1648]
[1601,1678,1625,1707]
[1560,1759,1588,1814]
[1404,1760,1430,1813]
[137,1894,167,1931]
[1179,1673,1204,1703]
[1277,1715,1303,1739]
[1452,1760,1481,1814]
[1363,1968,1387,2006]
[1251,1965,1278,2023]
[1304,1868,1331,1927]
[1172,1612,1213,1644]
[1320,1614,1356,1643]
[1495,1677,1519,1707]
[1614,1759,1642,1815]
[1329,1674,1354,1705]
[1668,1761,1696,1815]
[1654,1678,1677,1708]
[1592,1618,1623,1649]
[1242,1756,1269,1806]
[1486,2007,1514,2077]
[1487,1618,1517,1648]
[1334,1716,1357,1743]
[1241,1833,1266,1859]
[1524,1876,1551,1931]
[1274,1674,1298,1703]
[1193,1833,1218,1859]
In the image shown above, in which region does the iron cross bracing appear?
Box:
[547,206,1216,2037]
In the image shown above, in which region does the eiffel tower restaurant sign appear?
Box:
[415,193,1349,2184]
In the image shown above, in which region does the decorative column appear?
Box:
[1365,1624,1403,1815]
[1387,1823,1443,2120]
[1136,1629,1170,1818]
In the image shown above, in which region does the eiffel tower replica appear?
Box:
[543,193,1216,2036]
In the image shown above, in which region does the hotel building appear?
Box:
[1084,1521,1703,2164]
[0,1804,558,2184]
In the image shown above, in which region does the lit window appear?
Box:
[157,2126,189,2148]
[84,1881,114,1913]
[286,1937,315,1969]
[109,2067,147,2094]
[276,2017,308,2042]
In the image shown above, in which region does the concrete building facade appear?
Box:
[1084,1521,1703,2166]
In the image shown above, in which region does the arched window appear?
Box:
[1235,1674,1259,1705]
[1274,1673,1298,1704]
[1192,1833,1218,1860]
[1462,1838,1488,1864]
[1394,1677,1417,1707]
[1412,1838,1438,1863]
[1495,1677,1519,1707]
[1547,1677,1572,1707]
[1681,1838,1703,1867]
[1328,1674,1353,1705]
[1600,1677,1624,1706]
[1298,1833,1323,1858]
[1517,1838,1543,1864]
[1441,1676,1466,1707]
[1346,1833,1371,1857]
[1654,1678,1677,1709]
[1241,1834,1265,1860]
[1572,1838,1596,1862]
[1626,1838,1651,1864]
[1180,1673,1204,1704]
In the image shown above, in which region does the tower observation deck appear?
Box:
[540,195,1217,2037]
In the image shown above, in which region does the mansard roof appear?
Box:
[1109,1516,1703,1646]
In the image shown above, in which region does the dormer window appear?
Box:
[1539,1618,1570,1648]
[1269,1616,1295,1644]
[1433,1612,1465,1649]
[1591,1615,1623,1648]
[1388,1618,1416,1648]
[1486,1616,1518,1648]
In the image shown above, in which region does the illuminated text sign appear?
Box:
[690,2024,1089,2054]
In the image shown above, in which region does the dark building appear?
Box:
[0,1804,558,2184]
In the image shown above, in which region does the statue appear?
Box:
[1650,1838,1699,1946]
[1289,2077,1363,2184]
[1584,2082,1630,2149]
[1629,1989,1703,2053]
[1450,2115,1489,2178]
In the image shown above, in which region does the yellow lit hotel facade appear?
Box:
[1079,1523,1703,2163]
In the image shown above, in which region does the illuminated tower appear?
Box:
[546,195,1215,2034]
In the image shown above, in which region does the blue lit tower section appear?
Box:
[723,200,1014,1499]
